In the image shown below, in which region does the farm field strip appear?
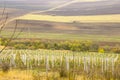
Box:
[17,14,120,23]
[1,31,120,42]
[3,0,103,25]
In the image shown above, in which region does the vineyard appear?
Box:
[0,49,120,80]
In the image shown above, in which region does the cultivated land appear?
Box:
[0,0,120,80]
[3,19,120,42]
[18,14,120,23]
[0,49,119,80]
[1,31,120,42]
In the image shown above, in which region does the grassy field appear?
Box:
[18,14,120,23]
[1,31,120,42]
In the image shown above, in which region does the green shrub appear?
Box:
[0,38,9,46]
[14,44,27,49]
[98,48,104,53]
[7,39,101,52]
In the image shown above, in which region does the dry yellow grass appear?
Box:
[0,70,33,80]
[17,14,120,23]
[0,70,109,80]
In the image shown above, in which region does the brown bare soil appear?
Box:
[5,20,120,36]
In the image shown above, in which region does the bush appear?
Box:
[14,44,27,49]
[0,38,9,46]
[98,48,104,53]
[111,48,120,54]
[89,43,99,52]
[102,46,111,53]
[7,39,101,52]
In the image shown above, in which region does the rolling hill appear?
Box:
[0,0,120,39]
[0,0,120,15]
